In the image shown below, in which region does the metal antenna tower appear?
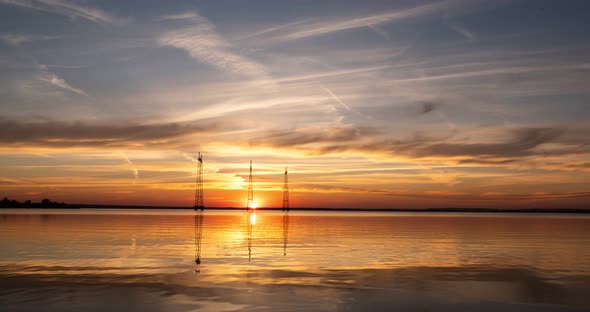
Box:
[193,152,204,211]
[282,167,289,211]
[246,160,254,210]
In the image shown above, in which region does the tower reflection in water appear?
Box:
[283,212,289,256]
[245,211,290,262]
[194,211,204,273]
[194,211,290,268]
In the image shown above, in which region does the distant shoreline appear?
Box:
[1,205,588,213]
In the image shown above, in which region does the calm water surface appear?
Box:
[1,209,589,311]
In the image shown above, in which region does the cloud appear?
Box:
[288,181,590,202]
[250,125,379,148]
[0,33,60,46]
[419,127,564,157]
[248,0,461,42]
[565,162,590,170]
[323,87,352,112]
[457,158,516,165]
[157,12,198,21]
[0,117,218,148]
[120,153,139,180]
[450,24,478,42]
[355,127,567,159]
[418,101,439,115]
[182,153,199,163]
[0,0,122,25]
[387,63,590,85]
[253,125,590,163]
[366,24,391,41]
[276,64,393,85]
[38,66,88,96]
[236,19,311,41]
[158,11,269,79]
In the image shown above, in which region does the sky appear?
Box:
[0,0,589,209]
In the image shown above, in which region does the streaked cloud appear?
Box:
[37,64,88,96]
[0,0,122,25]
[450,24,478,42]
[248,0,461,42]
[157,12,198,21]
[0,33,60,46]
[0,117,218,148]
[120,152,139,180]
[323,87,352,112]
[251,125,379,148]
[158,10,269,79]
[252,125,590,161]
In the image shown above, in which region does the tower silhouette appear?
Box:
[246,160,254,210]
[193,152,204,211]
[282,167,289,211]
[282,212,289,256]
[194,211,204,273]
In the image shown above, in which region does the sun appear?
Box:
[248,202,257,209]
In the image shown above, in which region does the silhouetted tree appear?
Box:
[0,197,69,208]
[1,197,10,208]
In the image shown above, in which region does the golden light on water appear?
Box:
[249,212,257,225]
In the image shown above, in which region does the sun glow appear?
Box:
[249,202,257,209]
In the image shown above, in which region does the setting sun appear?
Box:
[248,202,257,210]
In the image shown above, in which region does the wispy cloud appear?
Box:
[249,0,460,42]
[235,19,311,41]
[276,64,393,85]
[120,152,139,180]
[0,0,121,25]
[252,125,590,163]
[157,12,198,21]
[450,24,478,42]
[387,63,590,84]
[0,117,218,149]
[182,153,199,163]
[251,125,379,148]
[366,24,391,41]
[0,33,60,46]
[37,64,88,96]
[158,10,269,79]
[323,87,352,112]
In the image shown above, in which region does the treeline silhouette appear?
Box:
[0,197,68,208]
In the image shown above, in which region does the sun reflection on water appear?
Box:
[249,212,257,225]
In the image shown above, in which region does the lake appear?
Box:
[1,209,589,311]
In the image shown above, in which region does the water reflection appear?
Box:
[1,210,589,311]
[247,211,256,261]
[193,211,204,273]
[283,212,289,256]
